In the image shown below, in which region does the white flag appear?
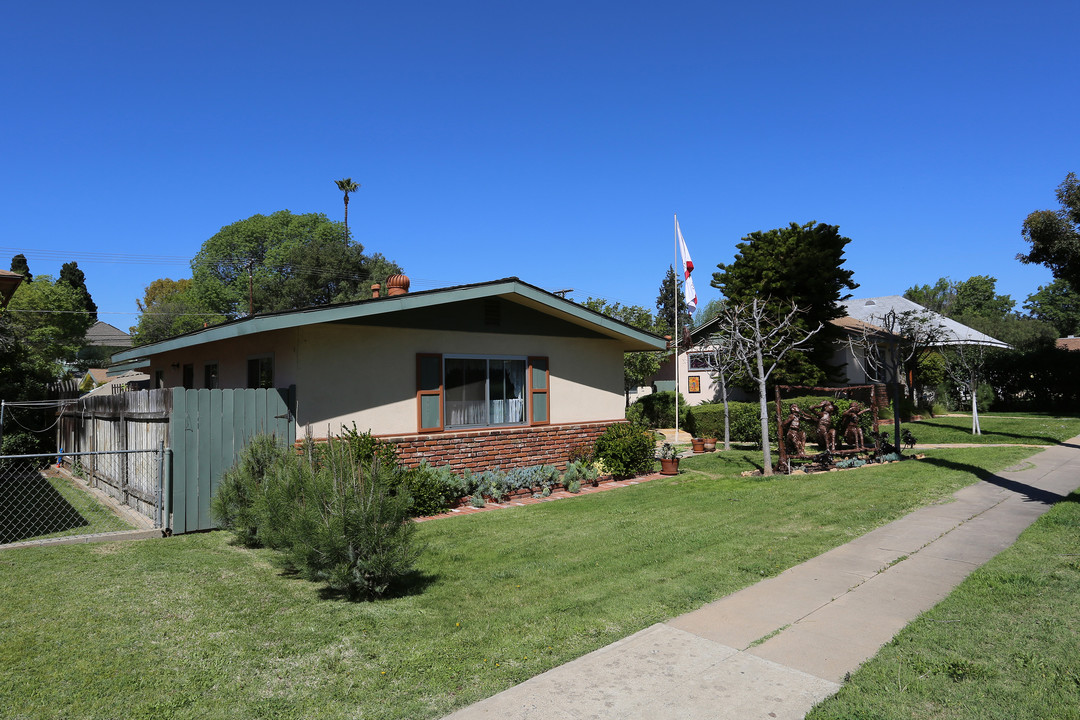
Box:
[677,220,697,313]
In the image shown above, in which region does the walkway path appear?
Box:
[442,437,1080,719]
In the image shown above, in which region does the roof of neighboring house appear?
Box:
[1056,337,1080,351]
[86,321,133,347]
[84,368,110,384]
[84,372,150,398]
[112,277,667,363]
[842,296,1010,348]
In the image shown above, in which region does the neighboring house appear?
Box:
[109,277,666,473]
[81,370,150,397]
[1056,336,1080,351]
[648,314,900,406]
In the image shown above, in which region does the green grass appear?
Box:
[807,489,1080,720]
[0,468,135,545]
[902,414,1080,446]
[0,446,1044,719]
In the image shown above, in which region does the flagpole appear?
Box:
[674,213,680,445]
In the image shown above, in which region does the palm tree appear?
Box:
[334,178,360,239]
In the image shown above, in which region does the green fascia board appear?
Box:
[111,278,666,363]
[105,358,150,376]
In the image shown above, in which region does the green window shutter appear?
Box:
[417,354,443,432]
[529,356,549,425]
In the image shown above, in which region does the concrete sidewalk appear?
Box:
[443,438,1080,720]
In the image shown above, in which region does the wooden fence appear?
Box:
[58,389,170,520]
[59,387,296,533]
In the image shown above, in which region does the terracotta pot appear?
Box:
[660,458,680,475]
[691,438,705,453]
[703,438,717,452]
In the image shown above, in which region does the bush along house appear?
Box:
[110,276,666,474]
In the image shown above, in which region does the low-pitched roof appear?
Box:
[842,296,1010,348]
[1056,337,1080,351]
[112,277,666,363]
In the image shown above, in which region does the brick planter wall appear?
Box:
[378,421,623,473]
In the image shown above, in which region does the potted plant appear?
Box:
[658,443,680,475]
[703,437,717,452]
[691,437,705,453]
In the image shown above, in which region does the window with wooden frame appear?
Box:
[416,354,548,431]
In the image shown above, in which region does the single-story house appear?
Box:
[110,276,666,473]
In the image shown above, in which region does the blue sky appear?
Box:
[2,1,1077,328]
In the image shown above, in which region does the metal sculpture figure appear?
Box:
[781,403,815,457]
[810,399,840,452]
[840,402,873,449]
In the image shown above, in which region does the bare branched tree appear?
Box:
[728,298,822,476]
[940,342,990,435]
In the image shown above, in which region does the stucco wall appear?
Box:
[295,324,625,436]
[145,324,627,437]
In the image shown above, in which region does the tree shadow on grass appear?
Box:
[920,456,1077,507]
[316,569,439,602]
[0,469,88,544]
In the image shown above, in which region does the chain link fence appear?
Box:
[0,449,164,546]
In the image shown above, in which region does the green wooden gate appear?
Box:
[168,386,296,534]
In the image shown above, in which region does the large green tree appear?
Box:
[58,261,97,322]
[1,275,94,453]
[1024,278,1080,338]
[9,254,31,282]
[904,278,955,315]
[1018,172,1080,287]
[581,298,662,406]
[190,210,401,318]
[711,221,858,385]
[130,278,226,346]
[654,265,692,337]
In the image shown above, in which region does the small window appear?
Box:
[204,363,219,389]
[182,364,194,390]
[247,355,273,389]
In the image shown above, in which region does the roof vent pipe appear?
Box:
[371,283,380,299]
[386,274,410,296]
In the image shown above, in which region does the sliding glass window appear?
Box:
[444,356,526,428]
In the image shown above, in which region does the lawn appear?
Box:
[901,413,1080,446]
[0,466,135,545]
[0,446,1044,719]
[807,488,1080,720]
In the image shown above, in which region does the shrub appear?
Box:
[399,461,465,517]
[275,449,418,600]
[628,391,695,432]
[593,423,655,478]
[213,432,419,600]
[567,479,582,493]
[689,402,771,446]
[211,434,292,547]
